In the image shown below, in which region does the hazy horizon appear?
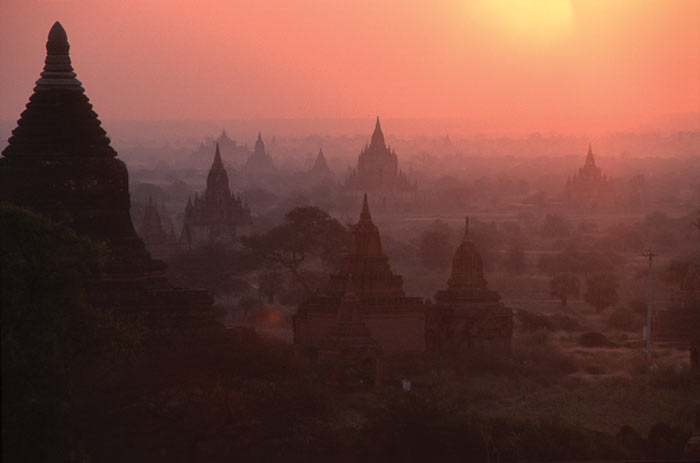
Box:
[2,0,699,136]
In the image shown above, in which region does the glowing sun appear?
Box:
[475,0,574,43]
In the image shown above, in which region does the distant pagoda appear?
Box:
[242,132,276,174]
[310,148,333,178]
[181,143,252,248]
[564,144,616,209]
[191,129,251,167]
[426,217,513,354]
[345,117,415,193]
[0,22,215,332]
[294,194,425,353]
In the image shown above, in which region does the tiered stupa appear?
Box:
[564,144,616,209]
[426,217,513,353]
[0,22,215,332]
[243,132,276,174]
[181,143,252,248]
[345,118,415,194]
[294,194,425,352]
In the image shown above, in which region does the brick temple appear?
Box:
[564,145,616,209]
[181,143,252,248]
[0,22,216,333]
[294,194,426,353]
[345,118,415,195]
[426,217,514,354]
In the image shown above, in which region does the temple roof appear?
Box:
[447,217,487,291]
[326,194,406,298]
[254,132,266,156]
[2,21,115,158]
[359,193,372,223]
[205,143,231,202]
[585,144,596,167]
[311,148,331,175]
[370,116,386,150]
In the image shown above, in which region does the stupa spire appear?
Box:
[2,21,113,158]
[462,216,470,242]
[370,116,385,148]
[585,144,595,166]
[360,193,372,223]
[212,142,223,167]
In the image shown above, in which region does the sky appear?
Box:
[1,0,699,134]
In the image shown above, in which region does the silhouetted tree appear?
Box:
[584,273,620,312]
[241,206,348,296]
[549,273,580,307]
[1,204,132,461]
[258,271,284,303]
[167,242,253,295]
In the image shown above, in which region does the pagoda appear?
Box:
[310,148,333,178]
[0,22,215,333]
[190,129,251,167]
[426,217,513,354]
[345,118,415,194]
[294,194,425,353]
[242,132,275,175]
[181,143,252,248]
[564,144,616,209]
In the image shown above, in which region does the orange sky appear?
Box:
[1,0,699,133]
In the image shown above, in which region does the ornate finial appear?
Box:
[360,193,372,222]
[36,21,82,92]
[370,116,385,148]
[48,21,68,44]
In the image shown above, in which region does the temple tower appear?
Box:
[243,132,275,174]
[345,117,415,195]
[0,22,215,332]
[295,195,425,353]
[181,143,252,248]
[564,144,615,209]
[427,217,513,353]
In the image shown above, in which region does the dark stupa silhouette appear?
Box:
[0,22,216,333]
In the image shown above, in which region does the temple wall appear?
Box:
[295,310,426,353]
[295,312,335,349]
[366,311,426,352]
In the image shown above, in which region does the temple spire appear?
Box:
[360,193,372,222]
[370,116,385,148]
[212,142,223,167]
[585,144,595,167]
[463,216,470,242]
